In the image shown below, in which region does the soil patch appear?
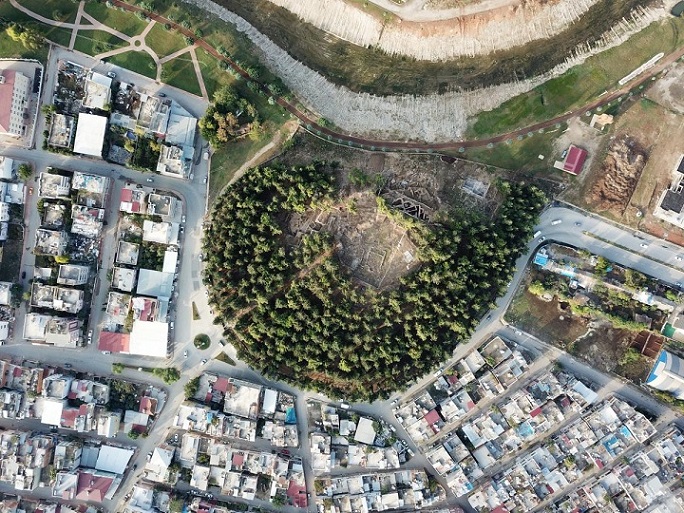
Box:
[505,288,589,347]
[287,192,420,289]
[588,134,648,214]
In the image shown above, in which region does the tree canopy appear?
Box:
[204,164,546,400]
[199,86,258,146]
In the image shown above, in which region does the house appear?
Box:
[39,173,71,199]
[120,186,147,214]
[145,445,174,483]
[553,145,588,176]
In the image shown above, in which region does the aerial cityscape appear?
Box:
[1,0,684,512]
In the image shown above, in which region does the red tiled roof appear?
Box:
[530,407,543,418]
[491,506,509,513]
[424,409,441,426]
[0,70,17,134]
[214,377,229,393]
[139,397,157,415]
[75,471,113,503]
[121,189,133,201]
[563,145,588,176]
[287,480,307,508]
[98,332,130,353]
[61,408,79,428]
[232,453,244,467]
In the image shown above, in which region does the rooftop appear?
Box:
[112,266,137,292]
[116,240,139,266]
[73,113,107,157]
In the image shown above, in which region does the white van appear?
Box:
[534,230,542,238]
[551,219,562,225]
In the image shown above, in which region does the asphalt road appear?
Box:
[1,45,683,513]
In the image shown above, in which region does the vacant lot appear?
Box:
[83,2,149,37]
[506,287,589,347]
[0,239,23,282]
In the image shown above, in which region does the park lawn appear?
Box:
[73,30,127,56]
[83,2,149,37]
[162,55,201,96]
[145,22,188,58]
[0,2,72,47]
[15,0,79,23]
[469,17,684,138]
[107,50,157,79]
[0,29,48,61]
[196,47,236,98]
[460,123,567,172]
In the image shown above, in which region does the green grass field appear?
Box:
[106,50,158,79]
[461,124,567,172]
[0,2,72,47]
[469,17,684,138]
[145,22,188,58]
[0,31,47,61]
[161,55,201,96]
[73,30,127,56]
[83,2,149,37]
[195,47,236,97]
[15,0,79,23]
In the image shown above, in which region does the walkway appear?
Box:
[10,0,209,98]
[104,0,684,155]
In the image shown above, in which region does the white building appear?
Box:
[0,69,31,137]
[73,113,108,157]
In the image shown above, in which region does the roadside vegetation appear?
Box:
[199,86,260,145]
[203,163,546,400]
[469,17,684,138]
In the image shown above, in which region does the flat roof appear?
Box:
[129,321,168,357]
[137,269,173,299]
[162,250,178,273]
[73,113,107,157]
[95,445,134,474]
[354,417,377,445]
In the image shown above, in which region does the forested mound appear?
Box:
[203,164,546,400]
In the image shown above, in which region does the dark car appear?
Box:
[64,363,72,369]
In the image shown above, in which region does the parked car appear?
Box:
[202,177,207,184]
[551,219,562,225]
[158,92,166,97]
[640,243,649,248]
[200,359,208,365]
[101,350,111,355]
[170,322,175,330]
[146,178,154,183]
[21,271,26,279]
[28,187,33,195]
[107,71,116,78]
[64,363,72,369]
[181,215,186,223]
[183,350,188,358]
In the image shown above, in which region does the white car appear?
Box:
[183,350,188,358]
[146,178,153,183]
[200,359,208,365]
[203,177,207,184]
[106,71,116,78]
[181,215,186,223]
[551,219,562,225]
[170,322,175,330]
[640,243,648,249]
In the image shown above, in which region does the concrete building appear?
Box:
[73,113,107,157]
[116,241,139,266]
[57,265,90,286]
[120,186,147,214]
[111,266,137,292]
[82,72,112,110]
[39,173,71,199]
[0,69,31,137]
[34,229,68,256]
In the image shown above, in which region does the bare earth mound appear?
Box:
[270,0,612,60]
[590,135,648,213]
[287,192,420,290]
